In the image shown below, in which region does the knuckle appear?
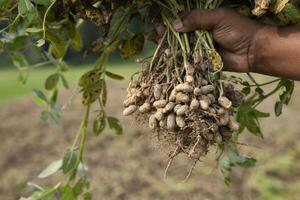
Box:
[181,11,197,29]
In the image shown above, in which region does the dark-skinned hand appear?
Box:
[172,8,261,73]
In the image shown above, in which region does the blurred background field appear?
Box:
[1,18,300,200]
[0,63,138,102]
[1,59,300,200]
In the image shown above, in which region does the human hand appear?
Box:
[172,8,262,73]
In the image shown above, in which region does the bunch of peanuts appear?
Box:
[123,59,241,147]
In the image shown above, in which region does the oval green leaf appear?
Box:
[45,73,60,90]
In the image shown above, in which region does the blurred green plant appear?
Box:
[249,143,300,199]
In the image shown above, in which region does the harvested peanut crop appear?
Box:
[123,0,247,178]
[2,0,298,198]
[120,0,299,178]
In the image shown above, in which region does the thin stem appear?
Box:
[248,78,281,87]
[95,39,120,70]
[204,31,214,49]
[78,105,91,161]
[71,113,86,148]
[247,73,260,87]
[150,31,167,71]
[253,84,282,108]
[162,15,186,53]
[19,61,52,71]
[0,14,20,34]
[183,33,190,53]
[43,0,57,38]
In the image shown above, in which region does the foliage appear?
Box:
[248,143,300,199]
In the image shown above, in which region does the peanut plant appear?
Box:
[0,0,299,199]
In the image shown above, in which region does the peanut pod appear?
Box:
[123,105,137,116]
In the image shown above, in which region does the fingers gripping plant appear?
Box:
[0,0,299,199]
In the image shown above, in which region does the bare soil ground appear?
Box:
[1,81,300,200]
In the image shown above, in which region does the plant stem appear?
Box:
[95,39,120,70]
[78,105,91,161]
[72,105,90,149]
[248,78,281,87]
[247,73,260,87]
[0,13,20,34]
[253,86,281,108]
[150,31,167,71]
[183,34,191,53]
[42,0,57,38]
[162,15,186,53]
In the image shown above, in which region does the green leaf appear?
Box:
[21,185,57,199]
[93,116,106,136]
[38,160,62,178]
[41,110,50,122]
[46,31,67,59]
[120,34,145,59]
[0,39,4,53]
[49,104,61,123]
[246,118,261,136]
[101,80,107,106]
[228,153,256,167]
[127,15,144,34]
[275,101,283,116]
[78,162,88,177]
[108,8,127,39]
[255,87,264,97]
[237,100,266,137]
[242,81,250,86]
[238,157,257,168]
[10,52,28,68]
[7,36,28,51]
[222,174,231,186]
[105,71,125,80]
[279,79,294,105]
[45,73,60,90]
[229,153,246,163]
[60,185,75,200]
[18,0,34,15]
[0,0,10,6]
[17,71,27,84]
[242,86,251,95]
[58,61,69,72]
[220,158,233,171]
[73,178,90,197]
[107,117,123,135]
[276,3,300,25]
[32,89,48,103]
[60,74,70,89]
[71,30,83,51]
[83,192,93,200]
[252,109,270,118]
[50,88,58,104]
[62,149,78,174]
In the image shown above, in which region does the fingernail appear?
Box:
[173,19,183,30]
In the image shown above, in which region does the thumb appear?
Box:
[173,9,221,32]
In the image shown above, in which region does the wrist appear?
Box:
[248,24,276,73]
